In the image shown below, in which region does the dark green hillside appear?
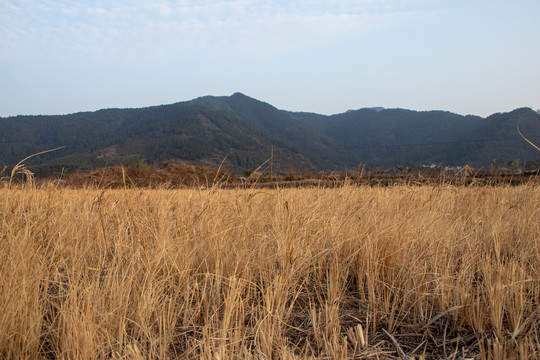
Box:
[444,108,540,166]
[293,106,540,167]
[0,97,341,174]
[0,109,134,169]
[323,109,484,166]
[192,93,349,169]
[1,93,539,175]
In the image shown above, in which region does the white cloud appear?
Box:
[0,0,426,62]
[2,0,539,117]
[86,7,107,15]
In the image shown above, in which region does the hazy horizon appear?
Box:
[1,91,539,119]
[1,0,539,118]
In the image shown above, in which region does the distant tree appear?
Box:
[510,159,521,174]
[490,158,507,175]
[285,168,297,181]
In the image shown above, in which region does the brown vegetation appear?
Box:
[60,162,235,189]
[1,182,539,358]
[26,161,540,189]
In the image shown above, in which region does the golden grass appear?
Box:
[1,183,539,359]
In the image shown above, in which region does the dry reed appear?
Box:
[1,182,539,359]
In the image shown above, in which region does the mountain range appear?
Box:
[1,93,539,174]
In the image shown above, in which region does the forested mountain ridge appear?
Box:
[1,93,539,174]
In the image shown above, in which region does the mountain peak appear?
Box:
[3,94,540,174]
[510,107,540,116]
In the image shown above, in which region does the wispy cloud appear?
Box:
[0,0,426,61]
[1,0,539,117]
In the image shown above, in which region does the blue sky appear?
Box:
[1,0,539,117]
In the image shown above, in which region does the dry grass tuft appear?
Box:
[1,182,539,358]
[62,162,234,189]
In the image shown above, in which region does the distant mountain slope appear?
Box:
[0,100,329,173]
[291,106,540,167]
[191,93,349,168]
[449,108,540,165]
[1,93,539,174]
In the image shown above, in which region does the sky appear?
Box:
[1,0,539,118]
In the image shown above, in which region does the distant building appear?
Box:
[497,167,523,175]
[444,166,462,173]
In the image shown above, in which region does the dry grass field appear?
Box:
[1,182,539,359]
